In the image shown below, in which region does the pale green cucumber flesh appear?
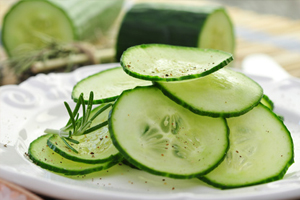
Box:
[156,68,263,118]
[72,67,152,104]
[200,104,294,189]
[109,86,229,179]
[121,44,233,81]
[47,132,121,164]
[198,8,235,54]
[28,134,121,175]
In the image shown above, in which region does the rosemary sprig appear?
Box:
[61,137,79,154]
[44,91,112,153]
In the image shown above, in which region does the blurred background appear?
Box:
[0,0,300,85]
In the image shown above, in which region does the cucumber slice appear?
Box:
[260,95,284,121]
[261,94,274,110]
[121,44,233,82]
[47,104,121,164]
[109,86,229,179]
[2,0,123,57]
[72,67,152,104]
[28,134,121,175]
[201,104,294,189]
[116,3,235,61]
[156,68,263,118]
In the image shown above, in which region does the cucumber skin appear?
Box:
[28,134,122,175]
[2,0,123,57]
[199,103,294,189]
[116,3,234,61]
[261,94,274,110]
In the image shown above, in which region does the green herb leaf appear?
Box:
[44,91,112,147]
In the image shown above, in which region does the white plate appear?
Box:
[1,62,300,200]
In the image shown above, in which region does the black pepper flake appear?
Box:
[100,138,103,140]
[90,152,94,154]
[3,144,7,147]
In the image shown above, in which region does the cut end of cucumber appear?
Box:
[198,8,235,55]
[120,44,233,82]
[2,0,75,57]
[115,3,235,61]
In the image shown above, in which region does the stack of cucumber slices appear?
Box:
[28,44,294,189]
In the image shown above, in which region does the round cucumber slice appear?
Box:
[120,44,233,82]
[109,86,229,179]
[156,68,263,118]
[28,134,121,175]
[201,104,294,189]
[72,67,152,104]
[47,104,121,164]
